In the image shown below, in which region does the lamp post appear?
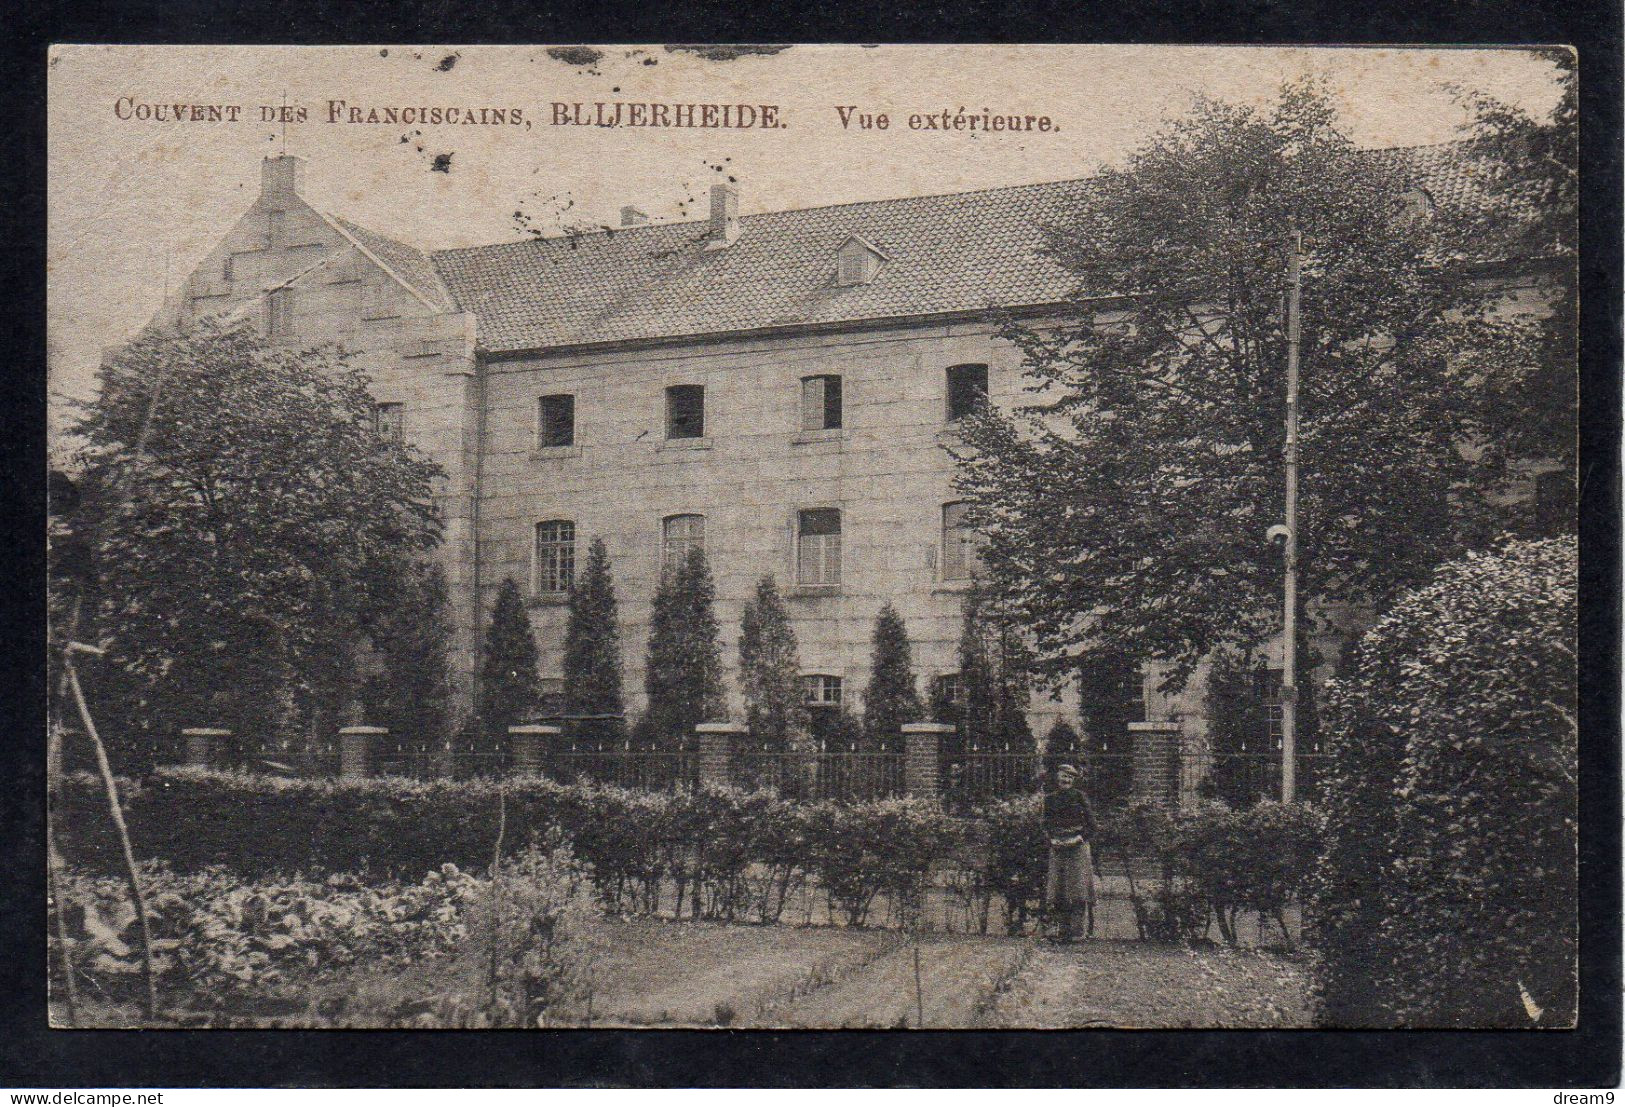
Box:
[1279,230,1303,804]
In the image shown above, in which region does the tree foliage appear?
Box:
[942,582,1034,753]
[63,321,444,764]
[861,603,922,752]
[953,81,1562,688]
[1306,536,1577,1027]
[359,560,455,758]
[641,547,725,745]
[480,577,539,745]
[738,576,809,753]
[1450,49,1578,502]
[562,537,625,742]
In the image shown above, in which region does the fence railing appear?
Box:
[731,744,906,803]
[174,723,1330,810]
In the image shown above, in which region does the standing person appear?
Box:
[1043,763,1097,941]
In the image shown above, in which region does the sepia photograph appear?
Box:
[44,43,1579,1032]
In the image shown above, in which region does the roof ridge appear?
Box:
[430,139,1470,258]
[432,175,1098,258]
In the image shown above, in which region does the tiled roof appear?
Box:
[329,214,455,311]
[419,142,1542,355]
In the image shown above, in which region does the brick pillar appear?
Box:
[338,726,385,779]
[180,727,229,769]
[902,722,954,799]
[695,722,744,789]
[508,724,560,775]
[1128,720,1181,808]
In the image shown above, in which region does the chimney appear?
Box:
[620,205,650,227]
[261,155,306,206]
[705,183,739,249]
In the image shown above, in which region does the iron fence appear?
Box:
[1191,751,1330,807]
[192,729,1330,810]
[731,743,906,802]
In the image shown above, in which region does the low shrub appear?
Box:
[978,795,1045,935]
[804,797,959,927]
[1179,802,1324,947]
[459,837,600,1027]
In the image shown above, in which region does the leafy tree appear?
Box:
[950,582,1035,754]
[64,321,443,765]
[640,547,725,746]
[738,576,809,753]
[1307,536,1576,1027]
[480,577,539,747]
[861,603,921,752]
[952,81,1556,690]
[563,537,625,744]
[1450,49,1577,525]
[360,560,455,765]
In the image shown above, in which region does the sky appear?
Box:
[46,44,1568,431]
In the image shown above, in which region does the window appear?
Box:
[941,501,983,580]
[936,673,966,710]
[266,210,285,247]
[265,288,293,336]
[373,402,404,444]
[945,363,989,422]
[661,514,705,579]
[538,394,575,448]
[534,520,576,595]
[1258,668,1285,753]
[800,374,843,431]
[805,674,843,708]
[666,384,705,439]
[796,508,842,587]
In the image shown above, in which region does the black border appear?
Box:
[3,0,1620,1088]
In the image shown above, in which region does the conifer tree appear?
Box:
[480,576,539,747]
[361,560,454,765]
[641,546,725,747]
[862,603,921,752]
[563,537,625,744]
[954,582,1035,754]
[738,576,809,753]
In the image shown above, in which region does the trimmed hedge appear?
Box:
[1306,537,1578,1027]
[57,769,960,928]
[60,767,1324,938]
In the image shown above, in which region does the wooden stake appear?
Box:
[67,661,158,1020]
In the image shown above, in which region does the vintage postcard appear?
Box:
[46,44,1578,1030]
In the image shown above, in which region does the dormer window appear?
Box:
[835,235,888,287]
[1396,187,1435,226]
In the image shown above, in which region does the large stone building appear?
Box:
[152,151,1559,766]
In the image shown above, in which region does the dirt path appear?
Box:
[584,919,892,1026]
[988,940,1312,1028]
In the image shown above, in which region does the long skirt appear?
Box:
[1045,842,1095,909]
